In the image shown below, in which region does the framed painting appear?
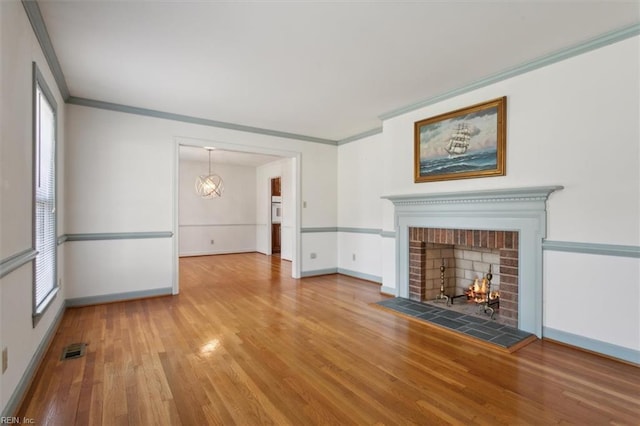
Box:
[414,96,506,183]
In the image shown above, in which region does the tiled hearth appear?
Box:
[376,297,534,350]
[409,227,519,327]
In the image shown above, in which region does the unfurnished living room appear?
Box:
[1,1,639,424]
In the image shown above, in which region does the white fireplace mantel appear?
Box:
[382,186,563,208]
[382,186,563,337]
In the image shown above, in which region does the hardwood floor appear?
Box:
[17,253,640,425]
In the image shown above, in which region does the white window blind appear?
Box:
[33,66,58,321]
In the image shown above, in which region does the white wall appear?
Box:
[65,102,337,291]
[381,37,639,245]
[338,134,384,228]
[298,141,338,274]
[337,133,385,280]
[301,232,337,272]
[65,239,172,299]
[64,105,175,300]
[0,0,67,414]
[280,158,295,261]
[544,251,639,350]
[340,35,640,357]
[179,158,257,256]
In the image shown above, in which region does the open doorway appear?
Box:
[173,138,301,294]
[270,177,281,255]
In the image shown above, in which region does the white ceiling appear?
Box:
[38,1,639,142]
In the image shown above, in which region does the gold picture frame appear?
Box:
[414,96,506,183]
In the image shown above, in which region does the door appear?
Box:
[271,223,281,254]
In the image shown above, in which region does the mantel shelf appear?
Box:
[381,186,563,206]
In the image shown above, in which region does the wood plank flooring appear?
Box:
[17,253,640,425]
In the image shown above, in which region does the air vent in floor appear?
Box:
[60,343,87,360]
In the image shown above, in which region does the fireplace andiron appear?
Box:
[478,265,499,319]
[434,259,449,304]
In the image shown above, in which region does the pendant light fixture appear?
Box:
[195,148,224,198]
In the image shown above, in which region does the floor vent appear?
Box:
[61,343,87,360]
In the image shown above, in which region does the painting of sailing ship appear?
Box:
[414,97,506,183]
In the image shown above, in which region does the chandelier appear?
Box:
[195,148,224,198]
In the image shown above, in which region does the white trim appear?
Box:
[173,140,180,295]
[383,186,563,205]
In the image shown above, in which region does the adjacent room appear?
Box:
[1,0,639,423]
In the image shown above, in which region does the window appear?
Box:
[33,63,58,324]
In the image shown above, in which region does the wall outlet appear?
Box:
[2,348,7,374]
[210,239,215,245]
[310,253,317,259]
[303,201,307,208]
[352,253,356,261]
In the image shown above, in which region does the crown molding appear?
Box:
[22,1,639,147]
[379,23,640,121]
[337,127,383,145]
[21,1,338,146]
[67,97,338,145]
[21,0,70,100]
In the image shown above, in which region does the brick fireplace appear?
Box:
[383,186,562,337]
[408,228,519,327]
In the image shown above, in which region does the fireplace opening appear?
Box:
[409,228,519,328]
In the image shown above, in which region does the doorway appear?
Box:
[173,137,302,295]
[271,177,281,254]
